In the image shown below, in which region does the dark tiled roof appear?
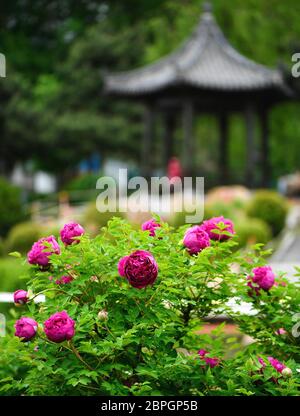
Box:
[104,8,288,95]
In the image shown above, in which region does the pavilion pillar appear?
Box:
[245,105,256,188]
[182,101,194,176]
[163,112,176,170]
[260,109,270,187]
[218,112,229,184]
[141,104,155,178]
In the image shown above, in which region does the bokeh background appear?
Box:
[0,0,300,310]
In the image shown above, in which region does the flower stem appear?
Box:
[68,341,94,371]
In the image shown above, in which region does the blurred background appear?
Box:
[0,0,300,308]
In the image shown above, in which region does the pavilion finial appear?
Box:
[202,1,213,14]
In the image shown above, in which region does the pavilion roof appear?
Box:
[104,6,290,96]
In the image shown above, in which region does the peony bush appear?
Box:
[0,216,299,396]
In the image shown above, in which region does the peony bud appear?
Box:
[97,310,108,321]
[282,367,292,378]
[13,290,29,305]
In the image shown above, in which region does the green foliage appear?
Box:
[0,258,29,314]
[0,258,29,292]
[246,190,288,236]
[5,222,43,254]
[0,177,24,237]
[0,217,299,396]
[235,218,272,248]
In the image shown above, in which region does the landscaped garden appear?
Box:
[0,0,300,401]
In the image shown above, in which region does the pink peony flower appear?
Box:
[141,219,161,237]
[60,222,85,245]
[123,250,158,289]
[200,216,235,240]
[55,275,73,285]
[258,357,266,368]
[44,311,75,343]
[13,290,29,305]
[247,266,275,294]
[258,356,286,374]
[198,349,220,368]
[118,255,129,277]
[183,226,210,255]
[198,349,208,357]
[204,357,220,368]
[268,357,286,373]
[276,328,286,336]
[27,235,60,268]
[15,317,38,341]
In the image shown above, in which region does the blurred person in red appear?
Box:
[167,157,182,192]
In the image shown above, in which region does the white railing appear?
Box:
[0,293,45,303]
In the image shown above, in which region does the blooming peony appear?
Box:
[60,222,85,245]
[123,250,158,289]
[44,311,75,343]
[13,290,29,305]
[275,328,286,336]
[258,356,286,375]
[198,349,220,368]
[15,317,38,341]
[200,216,235,240]
[247,266,275,294]
[27,235,60,268]
[183,226,210,255]
[55,275,73,285]
[268,357,286,373]
[141,219,161,237]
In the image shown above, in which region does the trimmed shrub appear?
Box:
[171,206,215,228]
[0,177,24,237]
[83,202,124,235]
[64,173,100,191]
[0,238,4,256]
[5,222,43,254]
[246,190,288,236]
[235,218,272,248]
